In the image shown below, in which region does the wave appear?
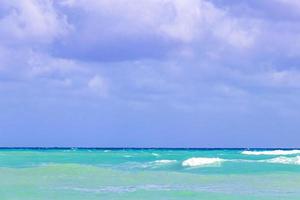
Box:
[182,157,224,167]
[153,160,177,164]
[264,156,300,165]
[119,160,177,170]
[181,156,300,167]
[242,150,300,156]
[151,153,160,157]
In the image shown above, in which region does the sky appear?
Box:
[0,0,300,147]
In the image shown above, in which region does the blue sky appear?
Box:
[1,0,300,147]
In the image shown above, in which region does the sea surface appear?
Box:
[0,148,300,200]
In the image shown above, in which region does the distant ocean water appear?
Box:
[0,148,300,200]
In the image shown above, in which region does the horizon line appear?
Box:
[0,147,299,150]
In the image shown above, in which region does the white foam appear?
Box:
[153,160,177,164]
[182,157,223,167]
[242,150,300,156]
[151,153,160,157]
[265,156,300,165]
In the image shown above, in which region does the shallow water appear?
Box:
[0,148,300,199]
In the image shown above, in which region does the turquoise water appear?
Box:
[0,148,300,200]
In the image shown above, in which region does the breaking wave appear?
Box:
[182,157,224,167]
[151,153,160,157]
[153,160,177,164]
[264,156,300,165]
[242,150,300,156]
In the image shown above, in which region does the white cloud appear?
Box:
[265,70,300,88]
[27,52,82,78]
[275,0,300,9]
[213,18,259,48]
[88,75,109,97]
[0,0,70,45]
[0,46,11,70]
[214,84,248,97]
[50,78,73,88]
[0,0,298,106]
[159,0,259,47]
[158,0,208,43]
[234,69,300,89]
[60,0,259,49]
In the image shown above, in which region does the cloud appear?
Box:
[0,0,70,46]
[262,70,300,88]
[28,52,82,78]
[159,0,258,48]
[0,0,300,113]
[88,75,109,97]
[52,0,259,62]
[0,0,73,84]
[275,0,300,9]
[2,0,300,146]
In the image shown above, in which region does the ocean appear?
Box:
[0,148,299,199]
